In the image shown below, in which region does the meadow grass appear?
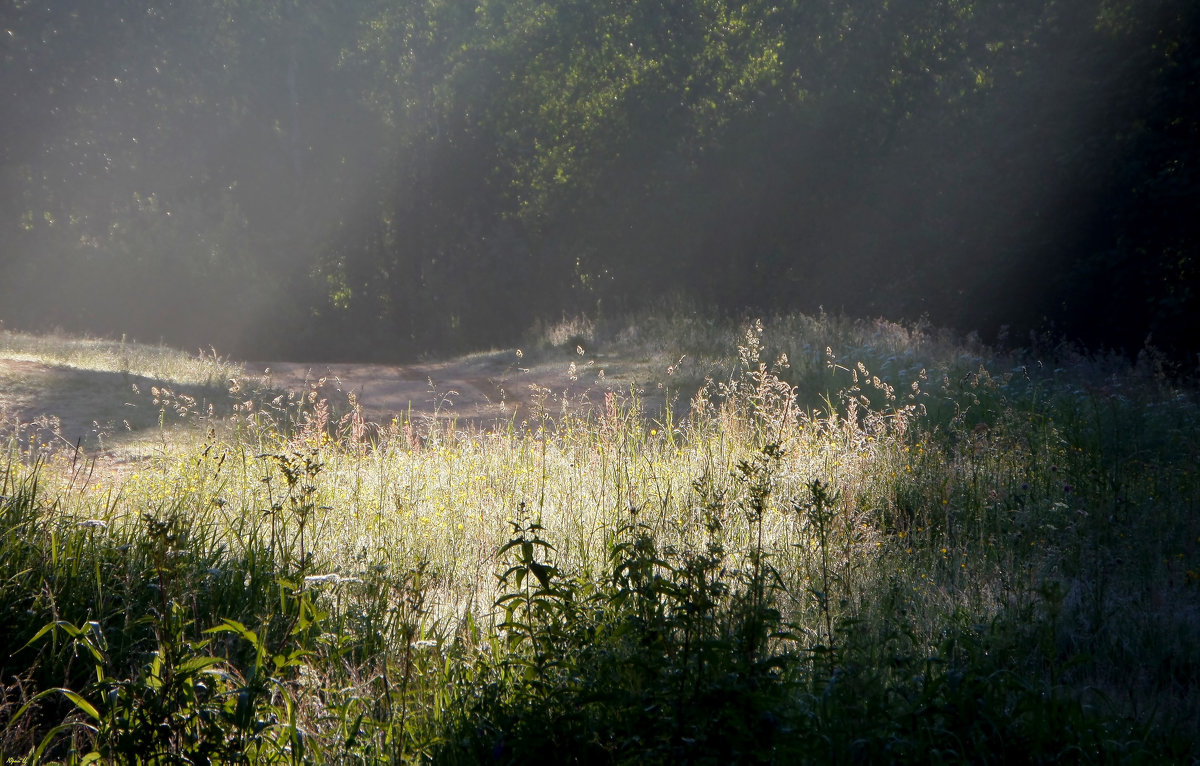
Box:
[0,327,249,459]
[1,313,1198,763]
[0,328,243,388]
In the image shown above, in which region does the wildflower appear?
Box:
[78,519,108,530]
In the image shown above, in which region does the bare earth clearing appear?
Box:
[244,351,610,425]
[0,348,676,454]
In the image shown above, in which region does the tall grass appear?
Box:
[1,313,1197,762]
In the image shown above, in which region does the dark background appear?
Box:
[1,0,1196,362]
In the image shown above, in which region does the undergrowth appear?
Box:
[1,313,1197,763]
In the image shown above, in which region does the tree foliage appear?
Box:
[1,0,1195,359]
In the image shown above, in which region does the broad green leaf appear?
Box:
[59,689,100,721]
[178,655,225,676]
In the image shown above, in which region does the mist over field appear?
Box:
[1,0,1196,362]
[3,5,1200,759]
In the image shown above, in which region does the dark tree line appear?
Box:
[1,0,1196,361]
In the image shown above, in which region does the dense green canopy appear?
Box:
[1,0,1196,360]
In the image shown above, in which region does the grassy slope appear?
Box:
[2,313,1198,762]
[0,330,245,458]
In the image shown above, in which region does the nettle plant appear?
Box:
[437,455,812,764]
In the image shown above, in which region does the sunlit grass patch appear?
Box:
[0,327,243,387]
[0,329,255,459]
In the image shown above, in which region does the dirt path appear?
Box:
[1,348,676,459]
[244,349,653,429]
